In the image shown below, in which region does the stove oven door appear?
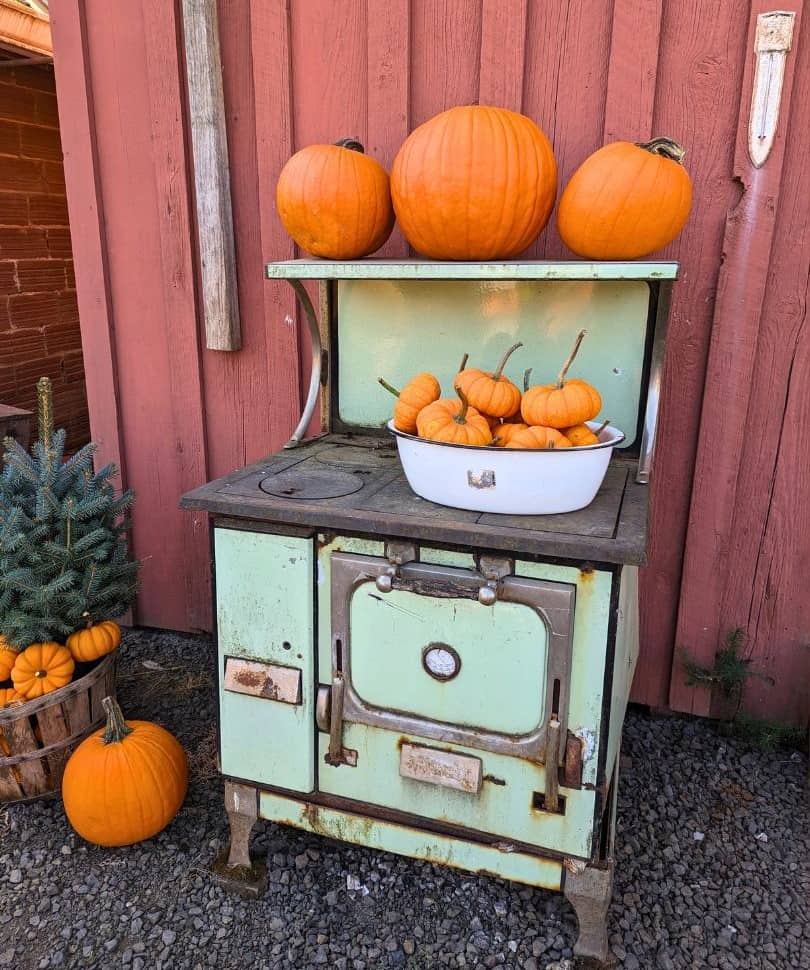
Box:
[318,551,592,858]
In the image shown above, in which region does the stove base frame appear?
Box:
[219,778,617,968]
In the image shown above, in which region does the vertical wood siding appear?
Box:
[49,0,810,723]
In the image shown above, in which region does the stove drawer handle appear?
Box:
[476,554,514,605]
[375,541,418,593]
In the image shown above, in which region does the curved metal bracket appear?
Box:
[284,279,323,449]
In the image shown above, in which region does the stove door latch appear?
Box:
[375,541,418,593]
[475,554,514,605]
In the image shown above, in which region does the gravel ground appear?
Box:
[1,629,808,970]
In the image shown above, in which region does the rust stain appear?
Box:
[234,670,264,689]
[578,564,595,582]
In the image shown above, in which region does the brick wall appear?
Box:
[0,64,88,452]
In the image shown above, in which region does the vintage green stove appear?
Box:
[181,259,677,968]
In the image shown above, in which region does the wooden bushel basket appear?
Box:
[0,650,117,803]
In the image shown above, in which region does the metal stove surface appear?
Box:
[181,433,648,565]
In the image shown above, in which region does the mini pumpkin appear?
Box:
[521,330,602,428]
[507,426,571,450]
[276,139,395,259]
[391,105,557,260]
[564,419,610,447]
[67,620,122,663]
[416,387,491,446]
[10,642,75,699]
[455,342,523,418]
[494,422,529,446]
[62,697,188,847]
[379,373,441,435]
[0,687,23,708]
[557,137,692,259]
[0,638,18,681]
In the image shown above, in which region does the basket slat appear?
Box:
[7,716,49,792]
[0,651,118,803]
[36,703,72,789]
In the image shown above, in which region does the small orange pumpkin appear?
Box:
[379,373,441,434]
[276,139,395,259]
[62,697,188,847]
[494,422,529,446]
[507,426,571,450]
[0,638,19,681]
[11,642,75,699]
[564,420,610,447]
[391,105,557,260]
[0,687,23,707]
[557,137,692,259]
[521,330,602,429]
[416,387,491,446]
[67,620,122,663]
[455,342,523,418]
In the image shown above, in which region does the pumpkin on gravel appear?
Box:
[67,619,121,664]
[276,139,395,259]
[10,642,74,699]
[62,696,188,847]
[391,105,557,260]
[557,137,692,259]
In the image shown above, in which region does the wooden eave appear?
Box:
[0,0,51,58]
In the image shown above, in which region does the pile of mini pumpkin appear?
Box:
[276,105,692,261]
[380,330,609,450]
[0,619,122,710]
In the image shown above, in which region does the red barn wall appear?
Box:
[48,0,809,725]
[0,63,88,452]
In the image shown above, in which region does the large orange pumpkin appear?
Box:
[67,619,121,663]
[391,106,557,260]
[62,697,188,847]
[557,137,692,259]
[10,642,75,699]
[276,139,395,259]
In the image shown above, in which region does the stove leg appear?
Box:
[212,781,267,898]
[563,859,616,969]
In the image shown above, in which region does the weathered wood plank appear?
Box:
[181,0,241,351]
[633,0,752,709]
[48,0,125,488]
[479,0,528,112]
[367,0,410,257]
[671,1,804,717]
[603,0,663,143]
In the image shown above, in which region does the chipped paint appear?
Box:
[575,728,596,763]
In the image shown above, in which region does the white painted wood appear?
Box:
[748,11,796,168]
[181,0,242,350]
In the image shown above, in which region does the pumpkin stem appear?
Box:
[489,434,502,446]
[492,342,523,381]
[453,385,471,424]
[458,352,469,373]
[102,696,133,745]
[334,138,364,153]
[378,377,401,398]
[637,136,686,164]
[82,611,93,629]
[595,419,610,437]
[523,367,533,393]
[556,330,587,389]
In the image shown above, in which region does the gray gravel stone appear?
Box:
[1,628,807,970]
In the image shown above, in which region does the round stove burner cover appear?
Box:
[259,466,365,500]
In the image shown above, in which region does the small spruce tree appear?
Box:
[0,378,139,650]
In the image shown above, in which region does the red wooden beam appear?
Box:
[603,0,662,143]
[672,2,804,716]
[479,0,528,112]
[49,0,124,488]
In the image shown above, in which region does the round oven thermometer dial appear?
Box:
[422,643,461,682]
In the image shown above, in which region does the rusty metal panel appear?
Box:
[258,790,564,892]
[223,657,302,704]
[399,743,483,794]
